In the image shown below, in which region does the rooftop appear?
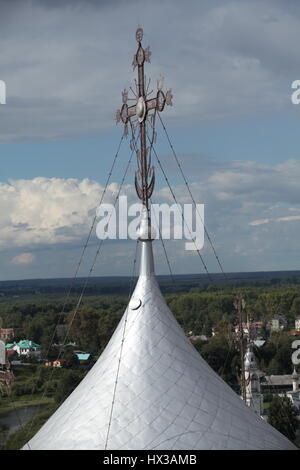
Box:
[6,340,41,349]
[262,375,295,386]
[76,353,90,361]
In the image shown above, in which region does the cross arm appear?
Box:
[115,89,173,124]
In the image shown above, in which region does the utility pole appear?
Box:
[234,294,246,402]
[247,310,255,343]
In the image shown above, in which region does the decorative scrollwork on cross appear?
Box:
[115,27,173,209]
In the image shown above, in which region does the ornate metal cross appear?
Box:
[115,27,173,210]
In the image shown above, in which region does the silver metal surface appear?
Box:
[24,240,296,450]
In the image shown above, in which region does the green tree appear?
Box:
[97,313,121,352]
[63,348,80,369]
[0,424,9,449]
[199,334,238,386]
[260,322,269,340]
[267,357,281,375]
[54,370,83,405]
[67,307,101,354]
[268,396,298,441]
[291,297,300,317]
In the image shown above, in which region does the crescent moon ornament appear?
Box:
[156,90,166,112]
[129,298,142,310]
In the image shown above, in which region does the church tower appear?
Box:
[244,345,263,417]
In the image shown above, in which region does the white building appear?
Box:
[286,368,300,411]
[7,340,41,358]
[244,346,263,417]
[269,315,286,332]
[0,328,15,340]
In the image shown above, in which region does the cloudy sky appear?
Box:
[1,0,300,280]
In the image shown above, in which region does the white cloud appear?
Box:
[1,157,300,276]
[250,215,300,226]
[0,177,105,248]
[0,176,140,250]
[11,252,35,265]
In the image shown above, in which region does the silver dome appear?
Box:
[23,241,296,450]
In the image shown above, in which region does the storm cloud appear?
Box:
[0,0,300,140]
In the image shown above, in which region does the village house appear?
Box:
[285,368,300,412]
[233,321,263,337]
[260,369,300,414]
[6,340,41,358]
[268,315,287,332]
[288,330,300,337]
[0,328,16,340]
[260,368,298,394]
[75,352,91,364]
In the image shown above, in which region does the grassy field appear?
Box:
[0,394,53,417]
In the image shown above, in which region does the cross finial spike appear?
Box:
[136,26,143,43]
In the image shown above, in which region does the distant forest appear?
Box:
[1,269,300,296]
[1,271,300,380]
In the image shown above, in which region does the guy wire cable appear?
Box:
[13,130,127,445]
[146,132,214,285]
[23,139,137,446]
[157,112,228,281]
